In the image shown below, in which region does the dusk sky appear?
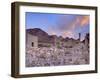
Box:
[26,12,89,40]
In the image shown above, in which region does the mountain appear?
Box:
[26,28,48,37]
[26,28,83,43]
[26,28,54,43]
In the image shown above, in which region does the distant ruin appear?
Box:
[26,28,89,67]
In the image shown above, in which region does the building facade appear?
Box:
[26,33,38,48]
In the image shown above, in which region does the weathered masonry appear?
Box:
[26,33,38,48]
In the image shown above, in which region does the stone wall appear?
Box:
[26,33,38,48]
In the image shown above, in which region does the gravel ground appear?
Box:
[26,43,89,67]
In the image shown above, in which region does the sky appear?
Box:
[26,12,89,40]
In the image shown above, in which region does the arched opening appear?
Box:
[31,42,34,47]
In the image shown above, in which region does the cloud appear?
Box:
[55,15,89,32]
[69,15,89,30]
[47,15,89,38]
[49,31,57,35]
[61,31,73,38]
[68,17,79,30]
[80,16,89,26]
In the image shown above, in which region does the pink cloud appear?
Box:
[47,15,89,38]
[61,31,74,38]
[69,16,89,30]
[80,16,89,26]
